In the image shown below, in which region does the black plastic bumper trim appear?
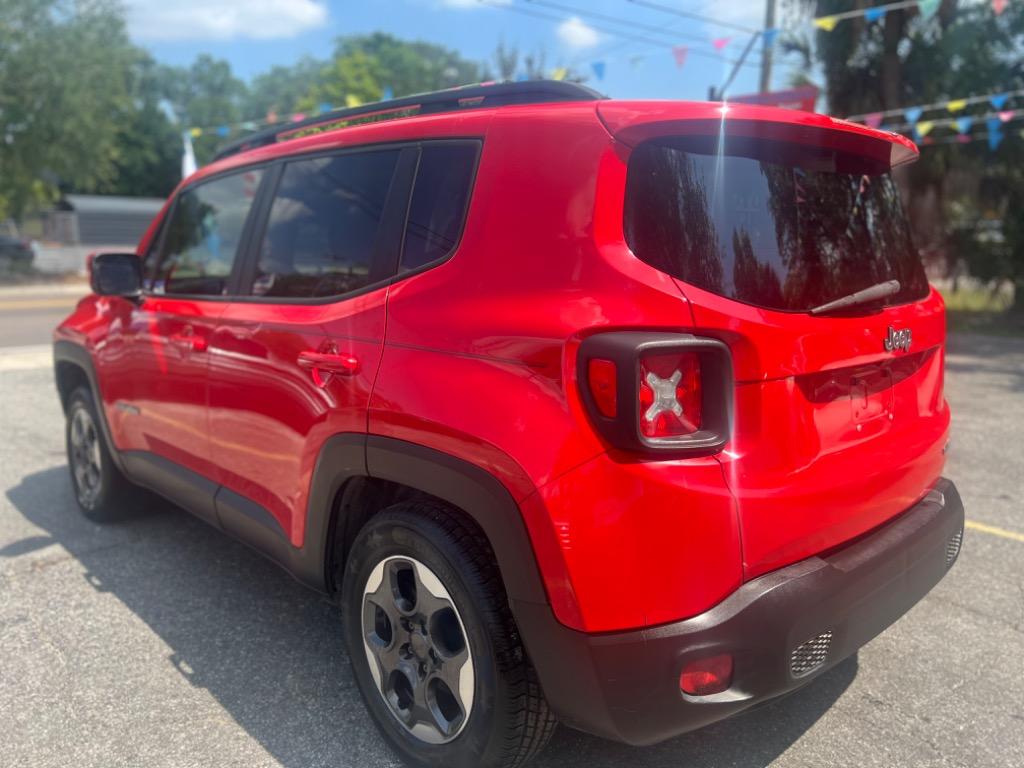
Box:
[517,478,965,745]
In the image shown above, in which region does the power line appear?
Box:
[477,0,760,68]
[626,0,763,35]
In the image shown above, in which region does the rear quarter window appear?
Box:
[623,138,930,312]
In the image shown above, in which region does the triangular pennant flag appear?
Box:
[864,112,884,128]
[382,86,394,100]
[189,127,202,138]
[989,128,1004,150]
[954,117,974,133]
[591,61,606,80]
[345,94,363,108]
[987,116,1003,132]
[266,110,278,123]
[672,46,689,68]
[991,93,1010,109]
[946,99,968,112]
[919,0,940,18]
[993,0,1008,15]
[240,121,257,131]
[915,120,935,137]
[813,15,840,31]
[215,125,230,137]
[712,37,732,51]
[905,107,924,124]
[515,72,529,82]
[291,112,306,122]
[999,110,1015,122]
[865,7,887,22]
[318,102,332,114]
[957,134,972,144]
[551,67,568,81]
[762,28,780,47]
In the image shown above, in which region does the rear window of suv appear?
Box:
[623,137,929,313]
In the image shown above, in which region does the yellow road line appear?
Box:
[965,519,1024,543]
[0,298,78,311]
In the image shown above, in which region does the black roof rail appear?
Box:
[211,80,606,163]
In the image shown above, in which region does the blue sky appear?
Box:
[124,0,801,104]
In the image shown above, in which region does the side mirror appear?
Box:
[91,253,142,298]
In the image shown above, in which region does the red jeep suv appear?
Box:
[54,81,964,768]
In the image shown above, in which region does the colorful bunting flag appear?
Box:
[915,120,935,137]
[865,7,887,22]
[919,0,940,19]
[989,128,1004,150]
[382,86,394,100]
[946,99,968,112]
[905,107,924,124]
[672,45,689,68]
[215,125,229,137]
[266,110,278,123]
[999,110,1015,122]
[987,116,1003,132]
[345,95,362,108]
[957,134,972,144]
[991,93,1010,109]
[864,112,884,128]
[993,0,1008,15]
[291,112,306,122]
[762,28,780,47]
[241,121,257,131]
[813,15,840,31]
[712,37,732,51]
[318,102,332,114]
[551,67,568,81]
[954,117,974,133]
[189,127,202,138]
[591,61,606,80]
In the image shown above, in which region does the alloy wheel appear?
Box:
[69,407,102,508]
[361,555,475,744]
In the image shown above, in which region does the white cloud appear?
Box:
[557,16,600,49]
[441,0,509,6]
[124,0,328,41]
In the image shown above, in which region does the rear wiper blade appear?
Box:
[809,280,901,316]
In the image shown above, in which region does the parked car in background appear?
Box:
[0,232,35,270]
[54,81,964,768]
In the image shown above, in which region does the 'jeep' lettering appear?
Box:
[884,325,912,352]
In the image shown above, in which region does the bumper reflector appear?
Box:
[791,630,833,678]
[679,654,733,696]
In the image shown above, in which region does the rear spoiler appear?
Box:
[597,101,919,170]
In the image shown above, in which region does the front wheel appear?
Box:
[341,502,556,768]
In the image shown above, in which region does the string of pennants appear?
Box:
[847,89,1024,150]
[814,0,1011,32]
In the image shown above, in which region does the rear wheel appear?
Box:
[65,387,137,522]
[341,502,556,768]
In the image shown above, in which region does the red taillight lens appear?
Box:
[638,351,702,438]
[679,653,733,696]
[587,358,617,418]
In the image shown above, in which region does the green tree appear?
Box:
[246,56,324,119]
[0,0,134,219]
[161,54,247,165]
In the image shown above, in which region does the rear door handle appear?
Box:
[297,350,360,386]
[169,327,207,352]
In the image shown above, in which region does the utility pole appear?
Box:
[759,0,776,93]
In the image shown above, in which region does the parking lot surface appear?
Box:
[1,332,1022,768]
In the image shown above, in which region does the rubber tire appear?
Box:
[341,501,557,768]
[65,386,139,522]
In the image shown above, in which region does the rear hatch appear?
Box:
[604,102,950,579]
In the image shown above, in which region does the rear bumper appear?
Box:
[515,477,964,745]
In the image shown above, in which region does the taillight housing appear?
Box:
[578,332,732,456]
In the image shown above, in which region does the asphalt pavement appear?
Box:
[0,292,1022,768]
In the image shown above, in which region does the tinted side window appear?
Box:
[251,150,400,299]
[154,170,263,296]
[400,144,476,272]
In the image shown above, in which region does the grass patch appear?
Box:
[939,284,1024,336]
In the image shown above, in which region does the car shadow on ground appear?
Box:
[6,466,857,768]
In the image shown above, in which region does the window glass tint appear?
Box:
[401,144,476,272]
[252,150,399,298]
[623,139,929,312]
[154,170,263,296]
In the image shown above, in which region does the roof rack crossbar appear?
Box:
[212,80,606,163]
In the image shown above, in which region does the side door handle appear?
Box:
[169,326,208,353]
[297,349,360,387]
